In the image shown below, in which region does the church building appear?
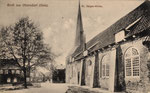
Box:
[66,1,150,93]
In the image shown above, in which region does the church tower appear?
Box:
[74,1,85,49]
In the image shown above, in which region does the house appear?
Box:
[0,59,24,85]
[52,64,65,83]
[66,1,150,93]
[30,70,47,83]
[0,59,32,85]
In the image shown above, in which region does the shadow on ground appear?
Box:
[0,83,41,92]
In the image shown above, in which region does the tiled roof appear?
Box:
[126,8,150,37]
[72,1,150,58]
[72,45,84,57]
[86,1,150,52]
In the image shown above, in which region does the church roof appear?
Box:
[71,1,150,60]
[86,1,150,53]
[72,45,83,57]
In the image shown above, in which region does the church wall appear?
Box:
[66,64,71,83]
[84,56,95,87]
[70,63,77,84]
[120,37,150,93]
[76,60,82,85]
[98,50,111,90]
[66,38,150,92]
[66,60,82,85]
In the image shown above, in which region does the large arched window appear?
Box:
[101,55,109,78]
[124,47,140,77]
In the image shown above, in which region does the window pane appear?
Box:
[101,55,109,78]
[132,48,139,56]
[126,59,131,67]
[12,70,15,74]
[126,68,132,76]
[16,70,20,74]
[106,64,109,76]
[13,78,17,83]
[102,65,105,76]
[125,48,132,57]
[0,70,3,74]
[133,57,139,66]
[133,57,140,76]
[5,70,8,74]
[126,59,132,76]
[7,78,11,83]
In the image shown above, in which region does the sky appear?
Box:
[0,0,144,65]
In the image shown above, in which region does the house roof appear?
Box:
[0,59,20,69]
[56,64,65,69]
[86,1,150,53]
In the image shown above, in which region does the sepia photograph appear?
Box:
[0,0,150,93]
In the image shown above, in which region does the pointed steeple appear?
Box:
[74,0,85,48]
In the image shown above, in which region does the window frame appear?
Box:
[101,55,109,78]
[124,47,140,79]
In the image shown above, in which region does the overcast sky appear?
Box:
[0,0,144,65]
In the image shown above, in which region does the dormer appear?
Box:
[115,30,125,43]
[115,16,142,43]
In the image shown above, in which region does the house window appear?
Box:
[27,78,30,82]
[8,69,11,74]
[102,55,109,78]
[0,70,3,74]
[5,70,8,74]
[13,78,17,83]
[7,78,11,83]
[16,70,20,74]
[11,70,15,74]
[125,47,140,78]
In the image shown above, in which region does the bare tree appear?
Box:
[0,17,54,88]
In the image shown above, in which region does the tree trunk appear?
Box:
[23,67,27,88]
[28,61,31,82]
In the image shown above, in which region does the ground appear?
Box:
[0,82,69,93]
[0,82,113,93]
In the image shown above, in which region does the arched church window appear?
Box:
[101,55,109,78]
[125,47,140,77]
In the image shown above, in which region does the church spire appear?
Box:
[74,0,85,48]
